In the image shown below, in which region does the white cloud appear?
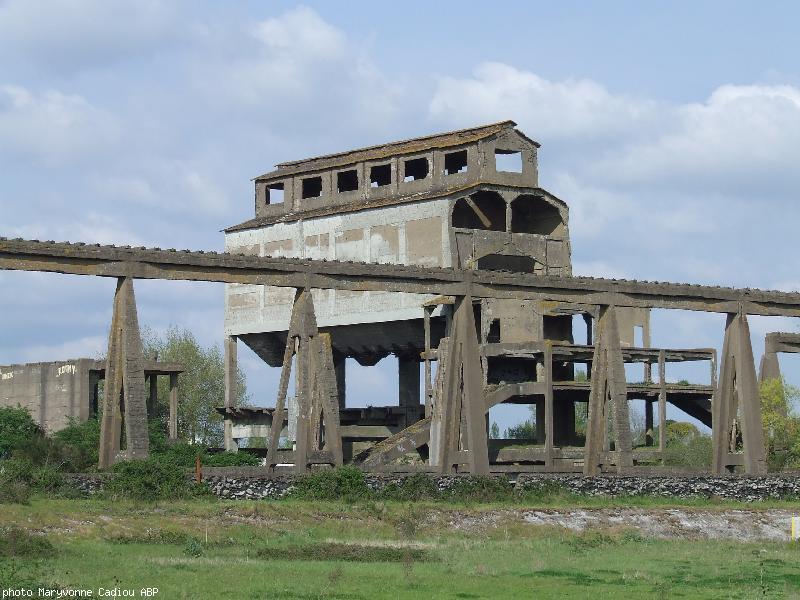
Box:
[429,62,657,141]
[0,85,120,166]
[198,6,402,136]
[590,84,800,193]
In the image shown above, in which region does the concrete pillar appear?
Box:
[224,335,238,452]
[535,399,545,444]
[99,277,148,469]
[168,373,178,441]
[333,351,346,410]
[645,400,654,446]
[147,374,158,418]
[398,355,421,427]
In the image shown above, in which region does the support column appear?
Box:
[584,305,632,475]
[168,373,178,441]
[535,400,545,444]
[147,374,158,418]
[543,343,554,466]
[333,351,346,410]
[712,312,767,475]
[399,355,421,427]
[224,335,238,452]
[98,277,148,469]
[644,400,654,446]
[434,295,489,475]
[424,305,434,418]
[658,349,667,459]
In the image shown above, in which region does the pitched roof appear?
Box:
[255,120,539,181]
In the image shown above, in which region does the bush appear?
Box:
[292,466,370,501]
[202,451,261,467]
[0,527,56,558]
[53,418,101,469]
[105,457,195,501]
[0,407,42,459]
[442,476,514,502]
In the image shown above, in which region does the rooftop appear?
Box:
[254,120,538,181]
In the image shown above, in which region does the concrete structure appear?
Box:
[1,122,797,474]
[0,357,182,436]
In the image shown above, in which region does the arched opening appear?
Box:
[451,191,506,231]
[510,195,563,235]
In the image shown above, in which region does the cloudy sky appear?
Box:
[1,1,799,430]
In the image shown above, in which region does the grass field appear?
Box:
[2,497,800,599]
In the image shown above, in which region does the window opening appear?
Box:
[337,169,359,193]
[267,182,284,204]
[370,164,391,188]
[444,150,468,175]
[403,157,429,182]
[487,319,501,343]
[301,176,323,199]
[495,149,523,173]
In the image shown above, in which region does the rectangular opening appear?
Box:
[267,182,284,204]
[487,319,501,343]
[403,157,429,182]
[495,149,523,173]
[370,163,391,188]
[487,356,536,385]
[301,176,323,199]
[489,403,538,443]
[336,169,359,193]
[444,150,468,175]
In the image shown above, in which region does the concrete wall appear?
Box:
[253,129,539,220]
[225,198,451,336]
[0,359,95,432]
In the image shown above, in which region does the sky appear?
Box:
[1,1,799,433]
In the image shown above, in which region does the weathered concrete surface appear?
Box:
[0,357,182,433]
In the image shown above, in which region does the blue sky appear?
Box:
[1,1,799,432]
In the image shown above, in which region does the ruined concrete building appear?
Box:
[0,358,183,437]
[3,120,796,474]
[220,122,671,469]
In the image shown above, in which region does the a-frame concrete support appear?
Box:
[431,296,489,475]
[583,305,632,475]
[98,277,149,469]
[266,289,343,473]
[712,312,767,475]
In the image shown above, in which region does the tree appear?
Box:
[489,422,500,439]
[141,326,248,446]
[760,377,800,470]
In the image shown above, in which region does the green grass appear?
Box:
[2,497,799,599]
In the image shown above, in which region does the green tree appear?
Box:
[489,422,500,439]
[141,326,248,446]
[760,377,800,469]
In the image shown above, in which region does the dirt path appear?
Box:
[519,508,798,541]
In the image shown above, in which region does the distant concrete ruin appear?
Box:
[0,121,797,474]
[0,357,182,437]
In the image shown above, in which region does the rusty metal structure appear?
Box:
[0,121,797,474]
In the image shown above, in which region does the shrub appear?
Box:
[0,407,42,459]
[292,465,370,501]
[202,451,261,467]
[442,476,514,502]
[105,457,194,501]
[53,418,101,469]
[0,527,56,558]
